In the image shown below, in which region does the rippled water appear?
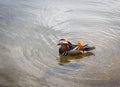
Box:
[0,0,120,87]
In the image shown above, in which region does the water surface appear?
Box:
[0,0,120,87]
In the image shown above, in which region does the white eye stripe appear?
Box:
[59,41,68,44]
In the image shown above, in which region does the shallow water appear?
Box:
[0,0,120,87]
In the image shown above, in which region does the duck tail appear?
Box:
[83,44,95,51]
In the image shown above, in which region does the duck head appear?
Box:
[57,39,71,54]
[57,38,69,46]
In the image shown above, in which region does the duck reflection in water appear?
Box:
[58,52,95,65]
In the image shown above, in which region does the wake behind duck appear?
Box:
[57,38,95,56]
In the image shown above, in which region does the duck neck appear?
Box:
[59,45,70,53]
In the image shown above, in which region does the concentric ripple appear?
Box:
[0,0,120,87]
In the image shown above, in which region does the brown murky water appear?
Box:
[0,0,120,87]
